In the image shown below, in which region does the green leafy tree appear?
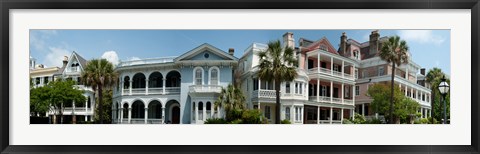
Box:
[30,80,86,124]
[81,59,118,124]
[367,83,419,123]
[214,84,246,121]
[257,40,298,124]
[426,68,450,122]
[379,36,409,124]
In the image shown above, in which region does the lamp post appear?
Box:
[438,75,449,124]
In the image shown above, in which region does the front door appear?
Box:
[172,106,180,124]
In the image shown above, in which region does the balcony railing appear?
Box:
[118,57,176,67]
[189,85,222,93]
[121,87,181,95]
[252,89,276,99]
[307,67,354,80]
[308,96,354,106]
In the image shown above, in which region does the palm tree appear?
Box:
[81,59,118,124]
[214,84,246,121]
[426,68,445,122]
[257,40,298,124]
[379,36,409,124]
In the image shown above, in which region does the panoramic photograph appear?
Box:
[29,29,450,125]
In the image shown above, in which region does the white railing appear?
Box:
[131,88,145,94]
[189,85,222,93]
[118,57,176,67]
[165,87,181,94]
[123,89,129,94]
[130,118,145,124]
[252,89,276,99]
[344,99,354,105]
[149,88,164,94]
[147,119,163,124]
[332,97,342,103]
[67,67,78,73]
[307,67,354,80]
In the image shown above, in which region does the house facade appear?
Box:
[239,31,432,124]
[30,52,96,123]
[111,44,238,124]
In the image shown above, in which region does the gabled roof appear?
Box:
[59,51,88,75]
[174,43,238,62]
[301,37,338,55]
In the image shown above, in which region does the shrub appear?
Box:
[204,118,227,124]
[241,109,263,124]
[342,119,353,124]
[229,119,243,124]
[420,118,429,124]
[226,109,243,122]
[428,117,437,124]
[352,113,366,124]
[413,119,421,124]
[366,118,383,124]
[281,119,291,124]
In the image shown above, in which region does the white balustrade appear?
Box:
[189,85,222,93]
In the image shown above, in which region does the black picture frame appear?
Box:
[1,0,478,153]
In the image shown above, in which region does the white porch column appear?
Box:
[351,109,355,120]
[406,65,408,79]
[300,106,304,122]
[162,78,166,94]
[120,108,123,124]
[341,108,344,124]
[144,107,148,124]
[162,107,165,123]
[421,107,424,118]
[128,107,132,124]
[258,103,261,110]
[405,86,408,96]
[341,83,344,104]
[330,81,333,102]
[411,88,414,99]
[195,102,199,123]
[121,80,124,95]
[329,107,333,124]
[416,90,419,101]
[330,57,333,75]
[362,104,365,116]
[129,80,132,95]
[203,102,207,121]
[352,85,355,105]
[342,60,345,78]
[317,106,320,124]
[317,52,320,72]
[429,109,432,117]
[145,79,149,95]
[290,105,294,122]
[317,80,320,102]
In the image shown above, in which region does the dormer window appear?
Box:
[70,63,80,72]
[319,45,327,51]
[353,50,360,60]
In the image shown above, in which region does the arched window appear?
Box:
[194,68,203,85]
[206,102,211,111]
[198,102,203,111]
[123,76,130,89]
[210,68,219,85]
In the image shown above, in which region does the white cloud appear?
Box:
[397,30,445,45]
[101,50,120,66]
[43,47,70,68]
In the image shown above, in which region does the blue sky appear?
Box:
[30,30,450,75]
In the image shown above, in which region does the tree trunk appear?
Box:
[53,113,57,124]
[98,86,104,124]
[389,64,396,124]
[275,80,281,124]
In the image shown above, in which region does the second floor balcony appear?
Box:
[189,85,222,93]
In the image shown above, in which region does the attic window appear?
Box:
[320,45,327,51]
[204,53,209,59]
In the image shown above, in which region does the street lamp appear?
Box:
[438,75,449,124]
